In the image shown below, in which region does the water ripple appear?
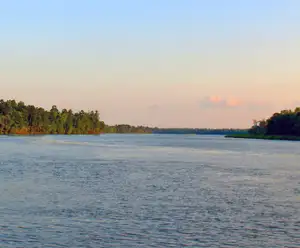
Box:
[0,135,299,247]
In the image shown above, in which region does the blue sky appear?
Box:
[1,1,300,128]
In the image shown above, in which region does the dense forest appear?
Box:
[0,99,106,134]
[0,99,154,135]
[248,107,300,136]
[0,99,247,135]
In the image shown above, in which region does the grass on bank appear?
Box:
[225,133,300,141]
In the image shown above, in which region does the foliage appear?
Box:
[0,98,254,136]
[249,108,300,137]
[0,99,155,135]
[225,133,300,141]
[0,99,104,135]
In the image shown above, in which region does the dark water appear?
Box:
[0,134,299,247]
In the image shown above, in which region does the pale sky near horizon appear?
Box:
[1,1,300,128]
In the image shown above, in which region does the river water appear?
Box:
[0,134,299,247]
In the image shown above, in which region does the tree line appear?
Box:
[0,99,155,135]
[0,98,249,135]
[152,128,247,135]
[0,99,106,134]
[249,107,300,136]
[103,124,153,134]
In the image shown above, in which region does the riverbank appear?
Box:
[225,133,300,141]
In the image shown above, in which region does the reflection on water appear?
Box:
[0,134,299,247]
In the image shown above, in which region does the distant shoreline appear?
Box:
[1,132,241,136]
[225,133,300,141]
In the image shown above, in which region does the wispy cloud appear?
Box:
[199,95,275,113]
[200,96,242,108]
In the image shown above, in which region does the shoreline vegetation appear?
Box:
[0,99,246,135]
[225,107,300,141]
[225,134,300,141]
[0,99,153,135]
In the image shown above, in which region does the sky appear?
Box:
[0,0,300,128]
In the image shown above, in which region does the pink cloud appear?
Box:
[200,96,242,108]
[226,98,242,107]
[209,96,223,103]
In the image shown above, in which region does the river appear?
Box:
[0,134,299,247]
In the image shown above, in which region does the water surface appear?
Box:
[0,134,299,247]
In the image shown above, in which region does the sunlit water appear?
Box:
[0,134,299,247]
